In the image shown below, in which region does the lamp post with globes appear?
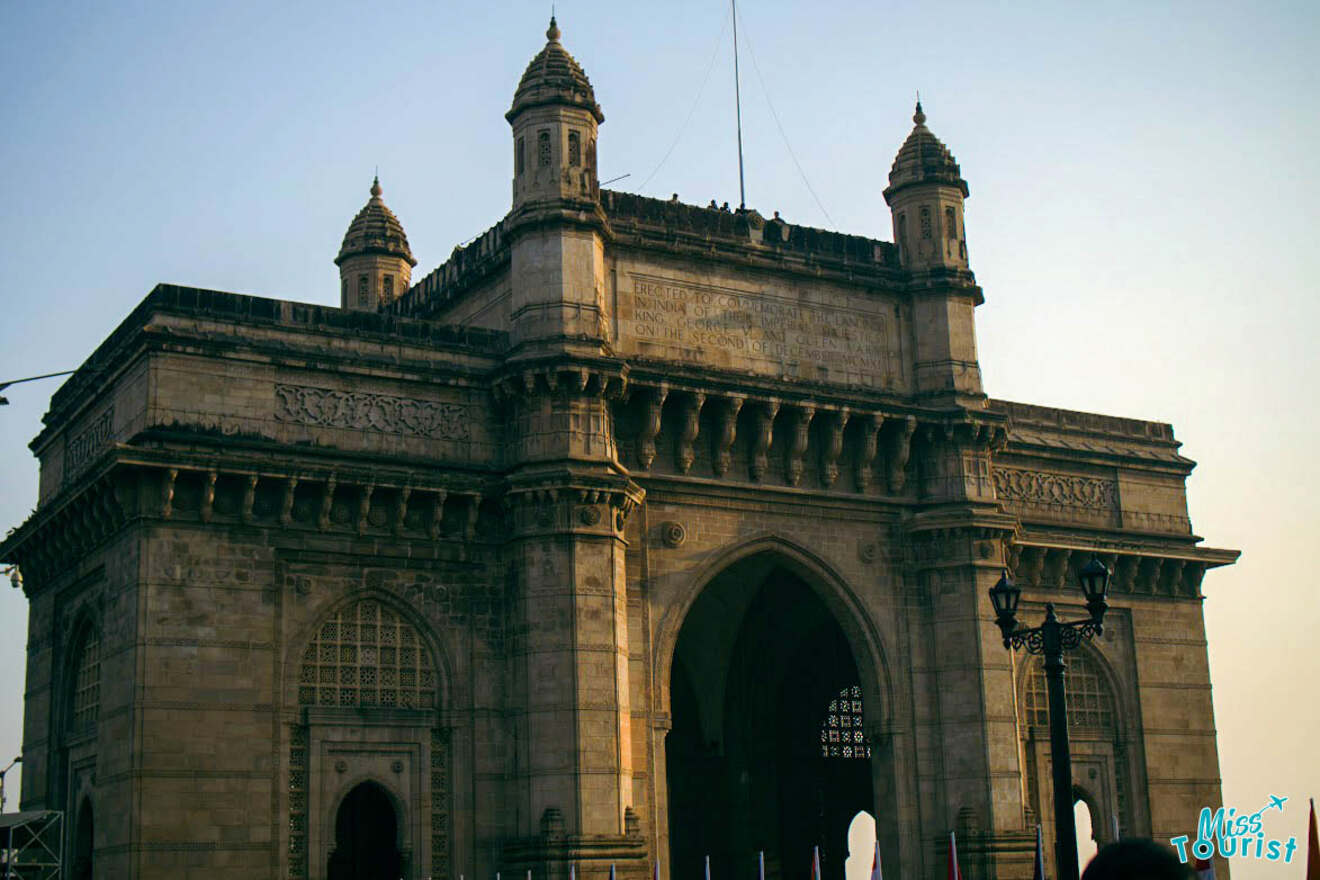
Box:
[0,755,20,813]
[988,556,1112,880]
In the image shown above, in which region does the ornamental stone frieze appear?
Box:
[992,466,1118,512]
[275,384,470,441]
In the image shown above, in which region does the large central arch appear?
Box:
[661,539,893,880]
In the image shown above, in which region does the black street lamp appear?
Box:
[989,556,1111,880]
[0,755,20,813]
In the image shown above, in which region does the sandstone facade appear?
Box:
[0,19,1237,880]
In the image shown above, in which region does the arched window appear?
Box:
[537,131,551,168]
[297,600,437,709]
[568,131,581,167]
[820,684,870,759]
[516,136,525,174]
[290,600,446,879]
[1022,651,1115,730]
[945,207,958,240]
[919,206,932,239]
[382,275,393,302]
[897,214,907,259]
[70,628,100,730]
[357,276,368,308]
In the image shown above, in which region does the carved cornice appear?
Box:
[1006,540,1238,600]
[3,456,496,592]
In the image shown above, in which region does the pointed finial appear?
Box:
[546,14,560,42]
[370,175,382,198]
[913,93,926,126]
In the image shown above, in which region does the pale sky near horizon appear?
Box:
[1,2,1317,877]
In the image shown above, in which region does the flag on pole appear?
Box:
[1032,824,1045,880]
[1191,854,1216,880]
[1306,798,1319,880]
[570,867,576,880]
[812,846,822,880]
[946,831,961,880]
[870,840,883,880]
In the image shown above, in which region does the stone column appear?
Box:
[497,364,648,880]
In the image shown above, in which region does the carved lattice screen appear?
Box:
[70,629,100,729]
[1022,651,1115,730]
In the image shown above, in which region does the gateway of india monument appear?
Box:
[0,17,1238,880]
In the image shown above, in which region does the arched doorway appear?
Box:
[667,554,875,880]
[72,796,93,880]
[327,781,402,880]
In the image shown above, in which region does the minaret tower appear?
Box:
[884,100,970,272]
[335,176,417,311]
[496,20,645,880]
[507,16,603,212]
[504,16,611,360]
[884,101,983,402]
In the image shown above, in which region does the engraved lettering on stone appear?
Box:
[275,384,470,441]
[621,275,899,388]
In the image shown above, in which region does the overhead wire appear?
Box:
[637,10,732,195]
[739,22,835,228]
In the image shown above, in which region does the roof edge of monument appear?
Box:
[35,285,508,451]
[389,191,907,322]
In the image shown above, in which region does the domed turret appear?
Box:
[506,17,602,211]
[335,176,417,311]
[883,102,970,271]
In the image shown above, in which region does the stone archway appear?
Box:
[667,552,878,880]
[328,781,403,880]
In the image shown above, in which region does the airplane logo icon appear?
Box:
[1268,795,1287,812]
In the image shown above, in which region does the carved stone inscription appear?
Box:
[619,274,901,388]
[64,408,113,478]
[275,385,469,441]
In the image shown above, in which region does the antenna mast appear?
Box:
[731,0,746,209]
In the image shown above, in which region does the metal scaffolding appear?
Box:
[0,811,63,880]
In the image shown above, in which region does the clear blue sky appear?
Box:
[1,2,1317,876]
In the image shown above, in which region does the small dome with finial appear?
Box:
[507,16,603,124]
[336,176,417,267]
[885,99,967,198]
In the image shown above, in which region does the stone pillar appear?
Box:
[906,418,1034,879]
[497,364,648,880]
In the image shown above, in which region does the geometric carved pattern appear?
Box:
[431,728,450,879]
[70,628,101,729]
[275,384,470,441]
[297,601,437,709]
[1022,651,1115,730]
[287,725,308,879]
[993,466,1117,511]
[820,685,871,759]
